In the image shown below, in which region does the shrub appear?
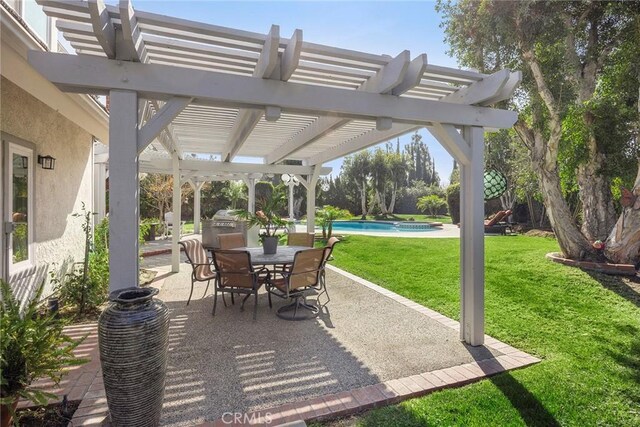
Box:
[417,194,447,217]
[316,206,351,239]
[0,280,87,420]
[446,183,461,224]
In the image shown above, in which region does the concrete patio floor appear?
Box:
[27,252,538,426]
[147,254,537,426]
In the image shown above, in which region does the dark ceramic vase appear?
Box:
[98,287,169,427]
[262,236,278,254]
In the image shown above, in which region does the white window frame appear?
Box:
[11,0,55,50]
[5,140,36,274]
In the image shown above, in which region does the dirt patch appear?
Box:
[16,400,80,426]
[525,229,556,238]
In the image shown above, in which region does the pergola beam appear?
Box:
[281,29,303,81]
[305,124,420,166]
[139,158,332,176]
[137,97,191,154]
[221,25,280,161]
[440,69,510,105]
[87,0,116,58]
[480,71,522,106]
[427,123,471,166]
[28,52,518,131]
[118,0,148,62]
[392,54,428,95]
[265,50,411,164]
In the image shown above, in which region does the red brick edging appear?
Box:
[546,252,636,276]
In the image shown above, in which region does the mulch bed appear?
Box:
[15,400,80,426]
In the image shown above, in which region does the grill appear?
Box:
[201,210,249,248]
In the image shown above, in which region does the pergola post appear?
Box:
[193,180,204,234]
[459,126,485,346]
[288,184,295,220]
[245,176,260,246]
[306,167,320,234]
[171,154,181,272]
[93,160,107,224]
[108,90,139,292]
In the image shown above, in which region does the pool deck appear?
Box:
[294,223,460,238]
[140,224,462,258]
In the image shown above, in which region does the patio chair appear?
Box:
[179,239,216,306]
[164,212,185,237]
[287,232,315,247]
[218,232,246,249]
[266,247,326,320]
[318,237,340,305]
[211,250,269,320]
[484,210,513,235]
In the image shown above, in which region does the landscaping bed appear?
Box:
[15,400,80,427]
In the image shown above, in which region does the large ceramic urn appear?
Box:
[98,287,169,426]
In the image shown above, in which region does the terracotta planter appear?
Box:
[98,287,169,427]
[262,236,278,254]
[0,400,18,427]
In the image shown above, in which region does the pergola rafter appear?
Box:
[35,0,522,346]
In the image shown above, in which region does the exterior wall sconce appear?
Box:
[37,155,56,170]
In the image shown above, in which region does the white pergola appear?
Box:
[33,0,520,346]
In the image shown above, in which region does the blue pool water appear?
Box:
[330,221,435,233]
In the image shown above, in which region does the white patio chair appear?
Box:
[164,212,185,237]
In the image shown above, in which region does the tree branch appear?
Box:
[522,50,563,154]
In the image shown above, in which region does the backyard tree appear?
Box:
[417,194,447,217]
[342,151,372,219]
[405,131,440,186]
[438,0,640,261]
[316,206,351,239]
[222,181,247,210]
[140,174,193,220]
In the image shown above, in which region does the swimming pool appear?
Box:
[329,220,435,233]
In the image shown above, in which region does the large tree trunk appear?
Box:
[577,150,617,241]
[387,184,397,214]
[605,160,640,265]
[518,49,594,259]
[536,162,594,259]
[515,116,593,260]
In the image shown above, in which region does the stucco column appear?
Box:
[93,161,107,223]
[108,90,139,291]
[171,154,181,272]
[459,126,485,346]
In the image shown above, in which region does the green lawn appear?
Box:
[324,235,639,426]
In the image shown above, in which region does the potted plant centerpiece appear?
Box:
[0,281,86,427]
[236,184,287,254]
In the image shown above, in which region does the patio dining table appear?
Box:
[206,245,319,320]
[205,245,310,266]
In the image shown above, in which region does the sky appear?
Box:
[114,1,458,185]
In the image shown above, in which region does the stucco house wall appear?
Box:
[1,76,93,299]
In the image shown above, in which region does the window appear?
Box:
[4,140,35,273]
[23,0,49,43]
